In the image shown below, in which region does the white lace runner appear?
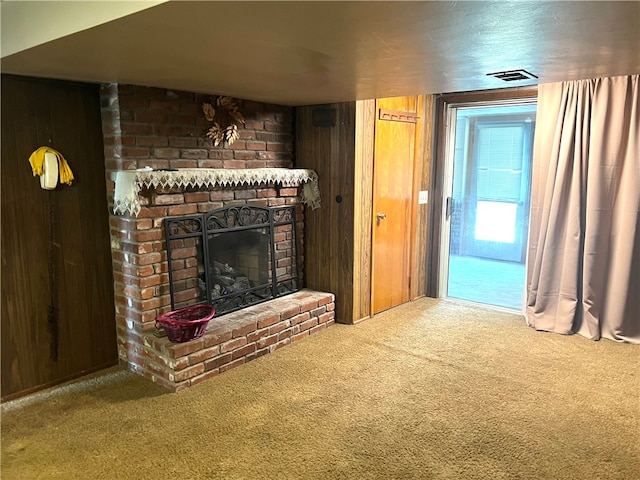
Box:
[113,168,321,216]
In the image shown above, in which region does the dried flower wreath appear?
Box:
[202,96,245,147]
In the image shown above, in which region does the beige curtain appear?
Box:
[527,75,639,343]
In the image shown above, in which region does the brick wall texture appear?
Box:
[143,290,335,391]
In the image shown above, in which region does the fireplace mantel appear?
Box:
[112,168,321,216]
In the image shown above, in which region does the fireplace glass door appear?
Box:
[165,205,299,316]
[207,228,270,303]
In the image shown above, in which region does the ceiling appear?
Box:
[2,1,639,106]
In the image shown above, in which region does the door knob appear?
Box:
[376,212,387,226]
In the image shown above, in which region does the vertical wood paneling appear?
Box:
[297,106,331,294]
[353,100,376,322]
[1,75,118,400]
[1,79,52,391]
[336,103,357,323]
[296,103,359,324]
[411,95,434,299]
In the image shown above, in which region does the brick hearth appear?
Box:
[137,289,334,391]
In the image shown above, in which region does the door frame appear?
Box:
[427,88,538,298]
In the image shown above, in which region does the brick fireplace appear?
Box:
[100,84,334,391]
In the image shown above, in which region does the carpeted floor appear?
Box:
[2,298,639,480]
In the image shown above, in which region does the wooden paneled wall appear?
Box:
[411,95,434,300]
[296,102,359,323]
[1,75,118,400]
[296,96,434,324]
[353,100,376,321]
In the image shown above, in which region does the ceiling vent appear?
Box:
[486,69,538,82]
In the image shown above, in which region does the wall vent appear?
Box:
[486,69,538,82]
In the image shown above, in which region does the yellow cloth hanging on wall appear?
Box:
[28,146,75,186]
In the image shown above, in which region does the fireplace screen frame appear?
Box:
[164,205,299,316]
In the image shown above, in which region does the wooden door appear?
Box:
[1,75,118,400]
[371,97,418,314]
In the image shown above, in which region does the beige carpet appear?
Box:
[2,298,639,480]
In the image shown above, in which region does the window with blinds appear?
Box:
[475,123,526,202]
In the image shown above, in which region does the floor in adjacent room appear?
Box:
[448,254,526,311]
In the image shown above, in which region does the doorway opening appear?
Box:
[440,101,537,311]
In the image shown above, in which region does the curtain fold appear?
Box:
[527,75,640,343]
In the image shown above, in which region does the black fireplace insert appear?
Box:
[164,205,299,316]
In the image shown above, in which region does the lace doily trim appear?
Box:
[113,168,321,217]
